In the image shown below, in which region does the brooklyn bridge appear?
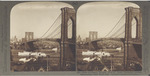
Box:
[10,6,142,71]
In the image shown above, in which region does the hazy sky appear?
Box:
[11,2,72,40]
[77,2,139,39]
[11,2,139,40]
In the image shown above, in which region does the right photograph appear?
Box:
[77,2,142,71]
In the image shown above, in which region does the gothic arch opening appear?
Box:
[68,18,73,39]
[131,17,137,38]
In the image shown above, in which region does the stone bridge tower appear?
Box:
[24,32,34,51]
[89,31,98,41]
[25,32,34,41]
[89,31,98,50]
[60,7,76,71]
[124,7,142,70]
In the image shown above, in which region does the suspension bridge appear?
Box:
[88,9,141,49]
[87,7,142,70]
[20,7,142,71]
[20,7,76,71]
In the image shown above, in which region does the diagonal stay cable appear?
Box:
[51,22,72,38]
[114,22,136,38]
[104,13,125,38]
[46,24,61,38]
[115,31,125,38]
[41,13,61,38]
[110,24,125,38]
[51,31,61,38]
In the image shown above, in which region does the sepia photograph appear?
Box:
[10,2,142,72]
[76,2,142,71]
[10,2,76,71]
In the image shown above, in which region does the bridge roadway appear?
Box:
[20,38,76,51]
[23,38,76,44]
[23,38,60,43]
[89,38,142,45]
[24,37,142,47]
[81,38,142,51]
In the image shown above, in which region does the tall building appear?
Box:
[14,36,18,43]
[77,35,82,42]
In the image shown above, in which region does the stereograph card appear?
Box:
[0,0,150,76]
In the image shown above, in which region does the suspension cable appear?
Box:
[109,24,125,37]
[51,22,72,38]
[114,22,136,38]
[41,13,61,38]
[104,13,125,38]
[46,24,61,38]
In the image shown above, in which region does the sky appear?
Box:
[77,2,139,39]
[11,2,139,40]
[11,2,73,40]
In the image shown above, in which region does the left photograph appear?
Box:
[10,2,76,71]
